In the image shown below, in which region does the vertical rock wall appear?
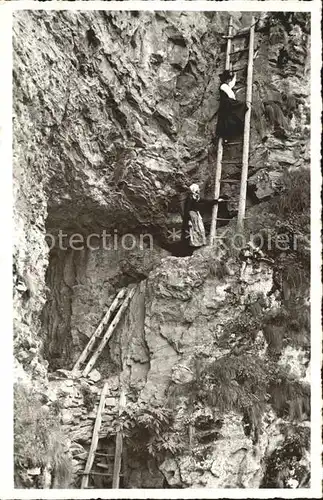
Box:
[13,10,311,489]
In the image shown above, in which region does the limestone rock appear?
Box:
[88,369,101,383]
[27,467,41,476]
[159,458,181,487]
[171,364,194,385]
[248,170,284,201]
[61,409,74,425]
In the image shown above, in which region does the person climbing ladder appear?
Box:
[215,70,248,142]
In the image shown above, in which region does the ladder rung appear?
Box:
[95,452,115,457]
[224,142,242,145]
[82,471,124,477]
[216,217,233,221]
[220,179,240,183]
[232,66,247,72]
[222,160,241,164]
[230,48,248,55]
[222,32,248,40]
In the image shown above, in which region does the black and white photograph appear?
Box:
[0,1,321,496]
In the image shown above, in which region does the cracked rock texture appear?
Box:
[113,247,310,488]
[13,11,310,489]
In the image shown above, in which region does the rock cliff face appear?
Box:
[13,11,310,489]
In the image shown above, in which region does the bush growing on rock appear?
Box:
[261,425,310,488]
[179,353,310,444]
[113,401,186,460]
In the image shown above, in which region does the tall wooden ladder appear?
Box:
[81,385,126,489]
[72,286,136,377]
[210,15,256,244]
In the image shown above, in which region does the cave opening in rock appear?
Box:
[42,218,168,373]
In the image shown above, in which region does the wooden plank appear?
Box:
[209,137,223,245]
[230,47,248,55]
[237,17,255,229]
[82,287,136,377]
[222,28,250,40]
[225,17,233,69]
[72,288,126,374]
[94,452,115,458]
[231,66,247,72]
[81,471,124,477]
[188,424,195,451]
[209,16,233,245]
[112,389,126,489]
[121,437,129,488]
[81,382,109,489]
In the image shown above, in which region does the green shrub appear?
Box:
[263,300,310,355]
[270,169,310,219]
[189,354,273,441]
[14,383,72,488]
[114,401,186,459]
[268,377,310,420]
[261,425,310,488]
[181,352,310,443]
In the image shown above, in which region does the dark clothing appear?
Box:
[267,267,283,297]
[239,246,266,268]
[181,194,219,245]
[216,89,247,139]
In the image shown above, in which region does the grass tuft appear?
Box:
[14,383,72,488]
[270,168,310,219]
[264,101,288,129]
[268,377,310,420]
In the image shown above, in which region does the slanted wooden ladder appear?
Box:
[210,15,256,244]
[81,385,126,489]
[72,286,136,377]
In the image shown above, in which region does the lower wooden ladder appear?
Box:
[81,384,126,489]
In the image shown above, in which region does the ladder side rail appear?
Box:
[81,382,109,488]
[210,16,233,245]
[237,17,255,230]
[112,389,126,488]
[225,17,233,69]
[82,287,136,377]
[209,139,223,245]
[72,288,126,374]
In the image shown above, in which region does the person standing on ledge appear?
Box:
[181,184,227,254]
[215,70,248,143]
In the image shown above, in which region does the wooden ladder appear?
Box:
[210,15,256,244]
[72,286,136,377]
[81,385,126,489]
